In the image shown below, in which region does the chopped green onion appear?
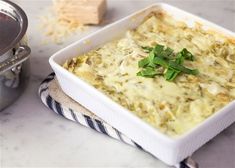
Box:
[154,44,164,55]
[153,56,168,68]
[159,47,174,58]
[164,68,180,81]
[168,61,199,75]
[175,52,184,64]
[137,44,199,81]
[181,48,195,61]
[138,57,149,68]
[141,46,153,53]
[148,50,157,68]
[137,67,162,78]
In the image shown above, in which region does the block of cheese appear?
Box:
[53,0,107,25]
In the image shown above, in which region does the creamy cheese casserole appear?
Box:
[63,12,235,137]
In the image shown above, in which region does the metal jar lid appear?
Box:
[0,0,28,55]
[0,0,30,74]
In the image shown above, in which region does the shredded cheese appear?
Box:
[39,7,87,44]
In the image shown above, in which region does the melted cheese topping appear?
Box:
[63,12,235,137]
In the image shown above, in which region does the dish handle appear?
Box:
[179,157,199,168]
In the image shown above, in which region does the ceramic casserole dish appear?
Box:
[49,3,235,165]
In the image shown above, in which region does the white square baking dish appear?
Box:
[49,3,235,166]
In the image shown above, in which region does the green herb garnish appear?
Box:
[141,46,153,53]
[137,67,162,78]
[137,44,199,81]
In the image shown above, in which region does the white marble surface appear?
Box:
[0,0,235,167]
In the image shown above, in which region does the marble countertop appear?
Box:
[0,0,235,167]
